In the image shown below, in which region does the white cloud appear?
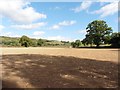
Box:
[47,36,63,41]
[50,25,60,30]
[11,22,46,30]
[71,1,93,13]
[33,31,45,36]
[3,32,12,36]
[58,21,76,26]
[50,20,76,30]
[0,0,47,24]
[0,31,20,37]
[92,2,118,18]
[46,35,74,41]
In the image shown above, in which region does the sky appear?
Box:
[0,0,119,41]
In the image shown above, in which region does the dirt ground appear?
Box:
[1,47,119,63]
[0,47,119,88]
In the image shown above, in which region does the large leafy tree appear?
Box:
[85,20,112,47]
[19,35,32,47]
[81,37,92,46]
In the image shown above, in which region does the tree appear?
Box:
[81,38,89,46]
[103,35,111,44]
[37,39,45,46]
[75,40,82,47]
[85,34,93,46]
[110,32,120,47]
[19,35,32,47]
[85,20,112,47]
[71,42,76,48]
[81,39,86,46]
[71,40,81,48]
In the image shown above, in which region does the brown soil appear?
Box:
[0,47,119,88]
[1,47,119,63]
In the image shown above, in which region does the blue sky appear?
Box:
[0,0,118,41]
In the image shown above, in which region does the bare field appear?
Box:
[1,47,119,88]
[1,47,119,63]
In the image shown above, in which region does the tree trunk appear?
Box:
[96,43,99,47]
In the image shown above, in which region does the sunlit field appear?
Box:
[1,47,119,88]
[0,0,119,89]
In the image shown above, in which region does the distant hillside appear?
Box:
[0,36,71,47]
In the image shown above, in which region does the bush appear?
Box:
[71,40,82,48]
[19,35,32,47]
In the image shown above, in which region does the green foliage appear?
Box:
[3,19,119,48]
[81,38,88,46]
[1,36,20,47]
[19,35,32,47]
[37,39,45,46]
[85,20,112,47]
[0,36,71,47]
[103,35,111,44]
[110,32,120,47]
[31,40,37,47]
[71,42,75,48]
[71,40,82,48]
[75,40,82,47]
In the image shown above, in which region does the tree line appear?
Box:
[1,36,71,47]
[71,20,120,48]
[1,20,119,48]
